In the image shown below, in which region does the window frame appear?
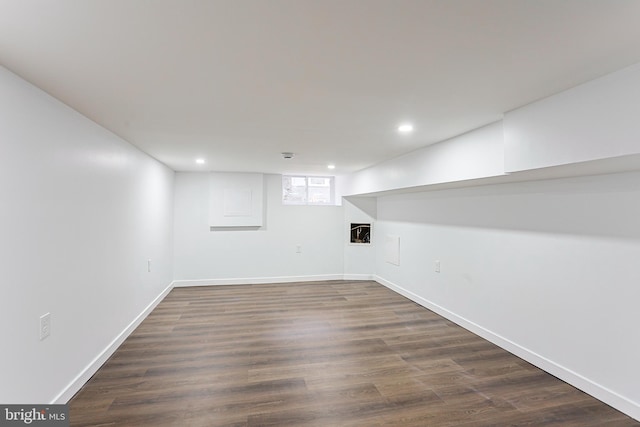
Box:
[282,175,335,206]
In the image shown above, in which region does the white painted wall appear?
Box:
[0,66,175,403]
[209,172,264,227]
[374,171,640,419]
[344,121,505,196]
[505,62,640,172]
[345,61,640,198]
[343,197,376,279]
[173,173,344,284]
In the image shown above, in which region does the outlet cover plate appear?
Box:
[40,312,51,341]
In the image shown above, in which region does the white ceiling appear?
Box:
[2,1,640,175]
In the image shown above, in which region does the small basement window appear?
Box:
[282,175,335,205]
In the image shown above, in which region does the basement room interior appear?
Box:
[1,1,640,425]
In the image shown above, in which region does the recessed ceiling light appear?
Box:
[398,123,414,134]
[327,164,336,170]
[195,158,206,164]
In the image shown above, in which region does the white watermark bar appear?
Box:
[0,405,68,426]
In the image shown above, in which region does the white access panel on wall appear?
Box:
[209,172,264,227]
[385,235,400,266]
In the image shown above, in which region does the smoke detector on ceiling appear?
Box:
[282,152,294,159]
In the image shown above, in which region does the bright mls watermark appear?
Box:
[0,405,68,426]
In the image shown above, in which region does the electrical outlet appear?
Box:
[148,259,152,273]
[435,260,441,273]
[296,244,302,253]
[40,313,51,341]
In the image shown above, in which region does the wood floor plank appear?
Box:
[69,281,639,426]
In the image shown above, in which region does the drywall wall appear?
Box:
[173,173,344,284]
[209,172,264,227]
[344,62,640,199]
[373,171,640,419]
[343,197,376,279]
[0,66,175,403]
[343,121,505,196]
[505,62,640,172]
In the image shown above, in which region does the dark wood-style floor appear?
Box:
[70,281,639,426]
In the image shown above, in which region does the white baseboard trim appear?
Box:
[343,274,376,281]
[53,281,175,404]
[173,274,371,287]
[373,275,640,422]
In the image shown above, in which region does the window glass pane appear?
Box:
[282,176,307,204]
[308,177,330,187]
[283,175,334,205]
[291,177,307,186]
[308,184,332,204]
